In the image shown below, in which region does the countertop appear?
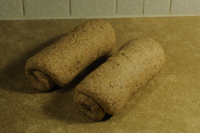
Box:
[1,17,200,132]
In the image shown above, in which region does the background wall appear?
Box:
[1,0,200,20]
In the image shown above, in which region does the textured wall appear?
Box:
[1,0,200,20]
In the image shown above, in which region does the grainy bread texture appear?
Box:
[74,37,165,121]
[25,19,116,91]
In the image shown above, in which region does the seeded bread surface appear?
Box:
[74,37,165,121]
[25,19,116,91]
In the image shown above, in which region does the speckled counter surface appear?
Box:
[1,17,200,132]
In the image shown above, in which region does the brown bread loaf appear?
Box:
[74,37,165,121]
[25,19,116,91]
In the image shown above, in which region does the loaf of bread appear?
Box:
[74,37,165,121]
[25,19,116,91]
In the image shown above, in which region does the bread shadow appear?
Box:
[42,55,112,123]
[0,35,62,94]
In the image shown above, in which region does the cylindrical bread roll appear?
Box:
[74,37,165,121]
[25,19,116,91]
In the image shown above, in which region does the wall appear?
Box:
[1,0,200,20]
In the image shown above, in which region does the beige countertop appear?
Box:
[1,17,200,132]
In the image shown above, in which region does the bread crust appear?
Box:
[25,19,116,91]
[74,37,165,121]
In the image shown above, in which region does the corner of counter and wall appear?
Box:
[1,0,200,20]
